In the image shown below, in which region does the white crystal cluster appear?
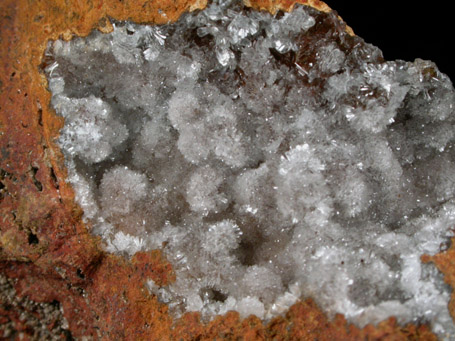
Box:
[44,0,455,336]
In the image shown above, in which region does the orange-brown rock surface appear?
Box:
[0,0,451,338]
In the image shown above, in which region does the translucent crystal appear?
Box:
[43,0,455,337]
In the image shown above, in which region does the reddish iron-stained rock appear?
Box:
[0,0,451,338]
[424,246,455,324]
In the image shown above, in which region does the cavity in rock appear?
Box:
[43,0,455,337]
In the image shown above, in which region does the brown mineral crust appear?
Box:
[0,0,449,338]
[243,0,354,35]
[244,0,330,14]
[424,240,455,323]
[166,300,437,340]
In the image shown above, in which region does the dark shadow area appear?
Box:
[325,1,454,81]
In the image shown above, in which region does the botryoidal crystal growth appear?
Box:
[43,0,455,337]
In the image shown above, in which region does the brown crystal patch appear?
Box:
[0,0,448,338]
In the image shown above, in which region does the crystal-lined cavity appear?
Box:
[44,0,455,336]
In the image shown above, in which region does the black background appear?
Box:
[324,2,454,81]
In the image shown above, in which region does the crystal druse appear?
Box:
[43,0,455,336]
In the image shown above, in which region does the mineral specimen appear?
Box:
[43,0,455,337]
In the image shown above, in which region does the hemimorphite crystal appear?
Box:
[43,0,455,336]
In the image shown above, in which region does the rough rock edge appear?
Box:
[0,273,72,339]
[0,0,447,338]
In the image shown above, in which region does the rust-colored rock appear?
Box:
[0,0,450,338]
[424,244,455,324]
